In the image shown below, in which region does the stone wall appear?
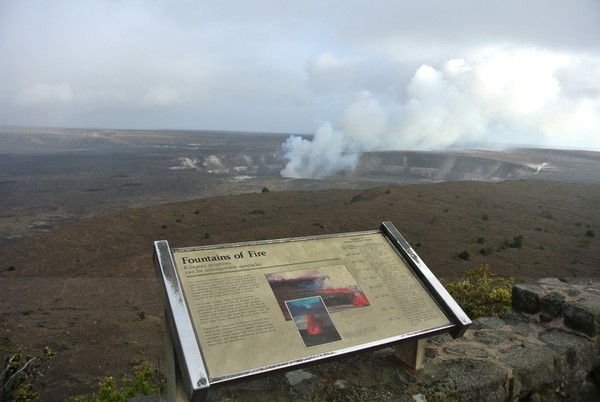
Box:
[203,278,600,402]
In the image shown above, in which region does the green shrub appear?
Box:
[445,265,516,319]
[73,361,166,402]
[457,251,470,261]
[479,247,492,256]
[511,235,524,248]
[585,229,595,238]
[500,235,524,250]
[1,347,55,401]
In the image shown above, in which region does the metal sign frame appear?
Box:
[153,221,471,401]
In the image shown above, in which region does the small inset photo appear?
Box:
[285,296,342,348]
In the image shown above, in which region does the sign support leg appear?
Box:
[166,323,194,402]
[395,338,425,370]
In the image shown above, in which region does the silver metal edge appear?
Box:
[209,322,454,384]
[380,221,472,338]
[154,240,210,400]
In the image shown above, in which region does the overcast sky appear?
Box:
[1,0,600,155]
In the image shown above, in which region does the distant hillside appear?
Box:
[2,179,599,280]
[3,128,600,249]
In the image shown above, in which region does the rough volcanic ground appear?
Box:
[1,179,599,400]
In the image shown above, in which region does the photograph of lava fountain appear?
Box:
[265,266,370,321]
[285,296,342,347]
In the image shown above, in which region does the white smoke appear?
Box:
[280,92,388,179]
[281,48,600,178]
[280,123,359,179]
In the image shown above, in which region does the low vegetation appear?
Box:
[1,347,55,402]
[479,247,493,256]
[445,265,516,319]
[72,361,165,402]
[499,234,524,250]
[457,251,470,261]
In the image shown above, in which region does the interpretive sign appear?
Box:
[154,221,471,401]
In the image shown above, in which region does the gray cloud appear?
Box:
[0,0,599,143]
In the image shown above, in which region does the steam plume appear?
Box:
[281,48,600,179]
[280,123,359,179]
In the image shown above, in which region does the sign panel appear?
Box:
[154,222,471,400]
